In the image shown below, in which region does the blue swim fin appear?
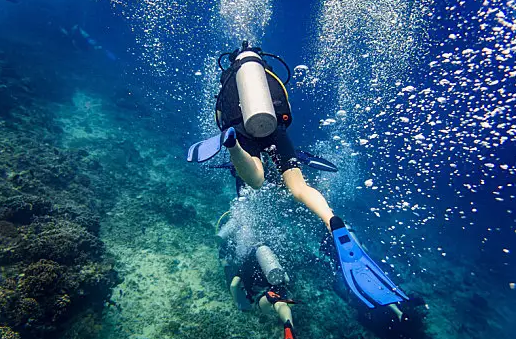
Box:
[187,128,235,163]
[295,150,338,172]
[330,217,409,308]
[187,133,224,163]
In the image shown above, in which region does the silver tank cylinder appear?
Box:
[235,51,277,138]
[256,245,285,285]
[216,220,238,243]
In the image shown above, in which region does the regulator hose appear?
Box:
[217,45,291,85]
[217,52,231,71]
[261,52,291,85]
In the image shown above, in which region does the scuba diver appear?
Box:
[189,41,339,234]
[218,234,297,339]
[214,158,418,327]
[188,41,411,317]
[212,153,338,339]
[213,153,339,339]
[59,24,117,61]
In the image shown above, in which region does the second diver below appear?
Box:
[188,41,419,332]
[219,229,298,339]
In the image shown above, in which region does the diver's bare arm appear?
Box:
[229,276,243,307]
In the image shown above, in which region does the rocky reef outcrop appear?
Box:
[0,194,118,339]
[1,52,119,339]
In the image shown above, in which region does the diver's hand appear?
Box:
[223,127,237,148]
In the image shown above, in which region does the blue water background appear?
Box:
[0,0,512,294]
[1,0,514,336]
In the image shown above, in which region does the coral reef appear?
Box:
[0,197,118,339]
[0,48,119,339]
[0,196,52,226]
[0,326,21,339]
[23,220,104,265]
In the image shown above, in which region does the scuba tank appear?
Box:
[216,41,292,137]
[256,245,286,285]
[235,51,277,138]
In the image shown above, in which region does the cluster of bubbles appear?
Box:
[112,0,189,74]
[111,0,274,132]
[197,0,274,136]
[218,180,325,269]
[219,0,273,46]
[110,0,214,114]
[370,1,513,257]
[313,0,515,278]
[197,54,223,137]
[110,0,274,121]
[306,0,429,111]
[303,0,429,227]
[292,64,311,87]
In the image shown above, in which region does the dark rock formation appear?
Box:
[0,195,118,339]
[0,76,119,338]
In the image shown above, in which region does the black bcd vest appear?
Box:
[215,58,292,134]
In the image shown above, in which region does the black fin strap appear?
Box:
[329,216,346,231]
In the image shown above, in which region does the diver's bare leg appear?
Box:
[282,168,334,232]
[388,303,404,321]
[227,141,264,189]
[258,297,293,327]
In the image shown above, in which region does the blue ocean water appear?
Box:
[0,0,514,339]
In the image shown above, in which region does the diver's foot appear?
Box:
[223,127,237,148]
[283,320,296,339]
[329,216,345,231]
